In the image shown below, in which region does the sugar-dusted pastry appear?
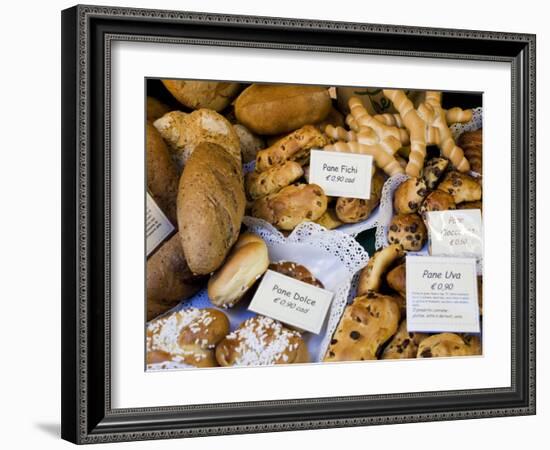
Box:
[251,183,328,231]
[245,161,304,200]
[269,261,324,289]
[255,125,330,171]
[207,233,269,308]
[393,177,428,214]
[417,333,470,358]
[386,263,406,297]
[422,157,449,190]
[358,244,405,294]
[438,171,482,204]
[335,170,385,223]
[324,292,400,361]
[216,316,309,366]
[387,213,427,251]
[419,190,456,222]
[147,307,230,368]
[382,320,428,359]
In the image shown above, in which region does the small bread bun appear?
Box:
[269,261,324,289]
[393,177,428,214]
[207,233,269,308]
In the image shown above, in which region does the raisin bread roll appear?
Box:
[417,333,471,358]
[335,170,385,223]
[393,177,428,214]
[457,200,483,212]
[245,161,304,200]
[146,122,179,224]
[386,263,406,297]
[358,244,405,294]
[147,308,230,368]
[422,157,449,190]
[269,261,324,289]
[461,333,482,355]
[177,142,246,274]
[314,208,343,230]
[146,233,202,321]
[418,190,456,222]
[207,233,269,308]
[387,213,427,251]
[458,129,482,174]
[324,292,400,362]
[251,183,327,231]
[438,171,482,204]
[216,316,309,366]
[382,320,428,359]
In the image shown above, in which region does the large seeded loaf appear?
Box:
[177,142,246,275]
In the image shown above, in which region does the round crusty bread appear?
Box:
[207,233,269,308]
[234,84,332,135]
[177,142,246,275]
[161,79,241,112]
[146,122,179,224]
[146,233,202,321]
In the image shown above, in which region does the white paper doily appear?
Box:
[150,221,370,367]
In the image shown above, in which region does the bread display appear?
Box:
[154,109,241,168]
[162,79,241,112]
[324,292,400,361]
[438,171,482,204]
[393,177,428,214]
[422,157,449,190]
[382,320,428,359]
[216,316,309,366]
[207,233,269,308]
[146,233,201,321]
[458,129,482,174]
[146,122,179,224]
[245,161,304,200]
[387,213,427,251]
[234,84,332,135]
[177,142,246,274]
[251,183,328,231]
[147,307,230,367]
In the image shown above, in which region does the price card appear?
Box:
[248,270,334,334]
[406,255,480,333]
[146,192,175,256]
[309,150,373,199]
[426,209,483,259]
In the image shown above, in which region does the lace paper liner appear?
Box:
[150,221,369,367]
[375,108,483,273]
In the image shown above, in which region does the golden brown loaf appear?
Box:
[234,84,332,135]
[314,208,343,230]
[458,129,482,174]
[324,292,401,362]
[146,122,179,224]
[161,79,241,112]
[147,307,230,368]
[382,320,428,359]
[358,244,404,294]
[418,190,457,222]
[251,183,328,231]
[393,177,428,214]
[207,233,269,308]
[438,171,482,204]
[146,233,202,321]
[335,170,385,223]
[216,316,309,366]
[154,109,241,168]
[386,263,406,297]
[177,142,246,275]
[245,161,304,200]
[255,125,330,172]
[387,213,427,251]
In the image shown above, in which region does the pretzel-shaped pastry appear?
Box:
[383,89,470,176]
[373,108,472,128]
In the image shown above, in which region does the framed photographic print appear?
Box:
[61,4,536,444]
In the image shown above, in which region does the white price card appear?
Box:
[406,256,480,333]
[426,209,483,259]
[309,150,373,199]
[248,270,334,334]
[146,192,175,256]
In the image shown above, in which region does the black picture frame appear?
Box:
[61,4,536,444]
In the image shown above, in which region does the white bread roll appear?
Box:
[207,233,269,308]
